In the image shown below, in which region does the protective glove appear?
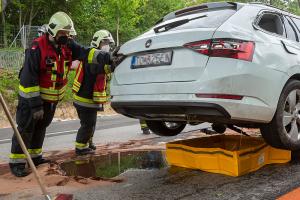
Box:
[32,109,44,120]
[111,46,121,57]
[110,47,125,72]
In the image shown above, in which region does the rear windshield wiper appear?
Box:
[154,15,207,33]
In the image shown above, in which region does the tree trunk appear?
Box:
[1,10,7,47]
[28,1,35,26]
[19,9,22,30]
[116,16,120,46]
[298,0,300,8]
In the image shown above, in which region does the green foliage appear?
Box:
[97,0,141,45]
[2,0,300,47]
[0,69,19,105]
[137,0,185,34]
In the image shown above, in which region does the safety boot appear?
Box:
[32,157,51,166]
[89,141,97,150]
[9,163,30,177]
[142,127,151,135]
[75,148,95,156]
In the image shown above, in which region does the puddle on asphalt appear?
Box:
[60,151,167,178]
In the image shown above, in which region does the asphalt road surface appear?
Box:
[0,115,208,163]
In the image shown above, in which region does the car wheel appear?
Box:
[261,80,300,150]
[212,123,226,133]
[145,120,186,136]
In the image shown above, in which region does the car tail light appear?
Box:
[184,39,255,62]
[195,93,243,100]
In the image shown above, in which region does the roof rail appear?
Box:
[155,2,241,25]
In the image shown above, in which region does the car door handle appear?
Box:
[281,40,297,55]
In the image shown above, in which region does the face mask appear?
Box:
[101,45,110,52]
[56,36,69,45]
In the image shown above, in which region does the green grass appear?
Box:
[0,48,24,52]
[0,69,19,106]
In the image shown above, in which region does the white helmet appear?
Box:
[70,29,77,36]
[47,12,76,37]
[38,24,48,35]
[90,30,115,48]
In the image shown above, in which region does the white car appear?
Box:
[111,2,300,150]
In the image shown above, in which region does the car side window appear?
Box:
[257,13,284,36]
[283,16,299,42]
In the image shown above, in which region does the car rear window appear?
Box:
[291,17,300,32]
[162,9,236,31]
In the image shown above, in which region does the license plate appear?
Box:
[131,51,173,69]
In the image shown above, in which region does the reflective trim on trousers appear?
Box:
[9,153,26,159]
[75,142,89,150]
[28,149,42,158]
[9,158,27,164]
[18,90,40,98]
[19,85,40,93]
[9,154,27,164]
[141,123,148,129]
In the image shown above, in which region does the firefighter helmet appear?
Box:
[47,12,76,37]
[90,30,115,48]
[70,29,77,36]
[38,24,48,36]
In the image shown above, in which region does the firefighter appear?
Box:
[72,30,115,155]
[10,12,117,177]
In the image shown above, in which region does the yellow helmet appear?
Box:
[91,30,115,48]
[47,12,76,37]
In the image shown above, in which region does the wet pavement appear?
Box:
[70,152,300,200]
[55,149,300,200]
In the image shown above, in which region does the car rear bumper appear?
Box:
[112,101,252,124]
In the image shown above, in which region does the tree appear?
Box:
[66,0,104,45]
[137,0,185,34]
[100,0,141,45]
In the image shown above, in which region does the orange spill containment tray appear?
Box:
[166,135,291,177]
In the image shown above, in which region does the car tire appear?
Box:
[212,123,226,134]
[260,80,300,150]
[145,120,186,136]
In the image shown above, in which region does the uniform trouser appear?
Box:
[10,99,56,164]
[74,103,97,150]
